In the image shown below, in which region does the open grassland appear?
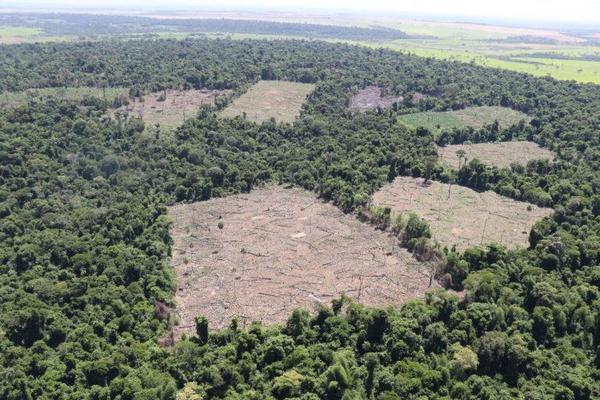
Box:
[220,80,314,123]
[438,141,555,170]
[398,106,529,135]
[168,186,435,335]
[372,177,552,251]
[366,40,600,84]
[114,89,231,130]
[0,26,41,43]
[0,87,128,108]
[0,25,69,43]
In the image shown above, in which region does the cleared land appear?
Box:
[438,141,555,170]
[398,106,529,135]
[0,26,66,44]
[114,89,230,130]
[220,80,314,123]
[372,177,552,251]
[168,186,435,335]
[0,87,128,108]
[348,86,404,112]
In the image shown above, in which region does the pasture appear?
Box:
[438,141,555,170]
[220,80,314,123]
[168,186,435,335]
[371,177,552,251]
[398,106,529,135]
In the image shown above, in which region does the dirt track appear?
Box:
[168,186,435,336]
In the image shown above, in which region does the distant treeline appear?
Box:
[514,52,600,62]
[0,13,410,41]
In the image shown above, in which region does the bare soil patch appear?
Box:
[438,141,555,170]
[348,86,402,112]
[115,89,231,130]
[348,86,427,112]
[220,80,314,124]
[372,177,552,251]
[168,186,435,336]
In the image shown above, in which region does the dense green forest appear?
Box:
[0,13,410,41]
[1,38,599,399]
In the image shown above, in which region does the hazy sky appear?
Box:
[7,0,600,23]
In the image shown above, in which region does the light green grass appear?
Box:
[0,26,43,43]
[0,87,129,108]
[0,25,70,44]
[398,106,529,135]
[221,80,315,124]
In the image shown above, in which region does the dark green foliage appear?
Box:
[0,37,599,399]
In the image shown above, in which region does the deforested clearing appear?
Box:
[114,88,231,130]
[372,177,552,251]
[220,80,315,123]
[438,141,555,170]
[348,86,402,112]
[398,106,529,135]
[168,186,435,336]
[347,86,427,112]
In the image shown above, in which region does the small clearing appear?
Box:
[347,86,427,112]
[438,141,555,170]
[398,106,529,135]
[372,177,552,251]
[169,186,435,336]
[220,80,314,123]
[114,89,231,130]
[348,86,403,112]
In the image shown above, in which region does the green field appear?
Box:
[0,26,69,43]
[221,80,315,123]
[398,106,529,134]
[0,26,43,43]
[0,87,129,108]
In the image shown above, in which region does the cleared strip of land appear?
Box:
[113,89,230,130]
[372,177,552,251]
[168,186,435,336]
[220,80,314,123]
[438,141,554,170]
[398,106,529,134]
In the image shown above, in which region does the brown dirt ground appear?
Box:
[438,141,555,170]
[348,86,404,112]
[168,186,436,336]
[115,89,231,129]
[372,177,553,251]
[347,86,427,112]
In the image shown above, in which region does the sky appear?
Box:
[5,0,600,23]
